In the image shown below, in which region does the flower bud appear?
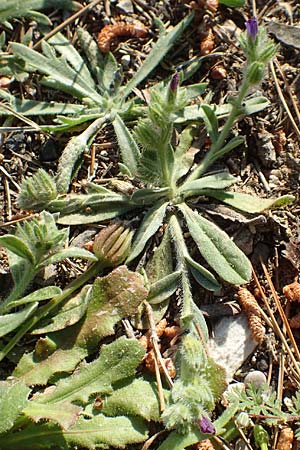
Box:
[93,223,133,267]
[246,61,265,85]
[236,412,251,428]
[198,416,216,435]
[170,72,179,93]
[245,18,258,41]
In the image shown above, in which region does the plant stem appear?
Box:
[186,79,250,182]
[0,260,104,362]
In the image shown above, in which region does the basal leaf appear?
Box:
[77,27,104,88]
[0,380,30,434]
[148,271,181,304]
[23,401,82,430]
[31,285,92,334]
[57,204,134,225]
[179,171,237,197]
[219,0,245,6]
[0,235,34,262]
[0,303,37,338]
[186,255,221,292]
[172,126,197,184]
[201,104,219,143]
[113,114,140,176]
[127,201,169,263]
[204,190,295,213]
[34,337,145,404]
[131,187,169,205]
[38,247,98,268]
[9,286,62,308]
[157,426,204,450]
[102,377,167,421]
[0,0,77,23]
[102,52,118,92]
[180,204,251,285]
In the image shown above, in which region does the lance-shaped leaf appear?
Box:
[201,104,219,143]
[34,337,145,404]
[127,201,169,263]
[23,401,82,431]
[0,0,77,23]
[102,377,168,421]
[157,427,204,450]
[148,271,181,304]
[9,286,62,308]
[102,52,119,91]
[180,204,251,285]
[0,235,34,262]
[0,415,148,449]
[113,114,140,176]
[203,190,295,213]
[0,303,37,338]
[38,247,98,269]
[186,255,221,292]
[172,126,198,184]
[179,171,238,197]
[0,380,30,434]
[131,187,169,205]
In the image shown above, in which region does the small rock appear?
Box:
[117,0,134,13]
[121,54,131,67]
[244,370,266,387]
[39,139,58,162]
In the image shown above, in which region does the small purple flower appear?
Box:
[170,72,179,93]
[245,17,258,40]
[198,416,216,435]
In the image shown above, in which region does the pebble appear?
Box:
[244,370,267,387]
[121,54,131,67]
[117,0,134,13]
[39,139,58,162]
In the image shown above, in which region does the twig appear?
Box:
[261,260,300,362]
[252,267,300,382]
[269,60,300,140]
[251,0,257,17]
[274,56,300,126]
[3,177,12,221]
[32,0,103,50]
[234,420,254,450]
[141,431,166,450]
[253,159,270,193]
[0,165,20,191]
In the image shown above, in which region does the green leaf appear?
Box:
[102,52,119,91]
[0,303,37,338]
[31,285,92,334]
[0,380,30,434]
[204,191,295,213]
[0,235,34,263]
[9,286,62,308]
[122,13,194,98]
[127,201,168,263]
[242,96,270,114]
[34,337,145,404]
[172,126,197,184]
[77,27,104,88]
[38,247,98,268]
[23,401,82,430]
[56,203,135,225]
[219,0,245,6]
[201,104,219,143]
[0,0,77,23]
[180,204,251,285]
[179,171,238,197]
[10,41,102,103]
[184,83,208,100]
[113,114,140,176]
[0,416,148,449]
[102,377,166,421]
[131,187,169,205]
[186,255,221,292]
[157,426,204,450]
[148,271,181,304]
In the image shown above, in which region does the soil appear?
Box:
[0,1,300,449]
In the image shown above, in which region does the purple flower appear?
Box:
[170,72,179,93]
[245,17,258,40]
[198,416,216,435]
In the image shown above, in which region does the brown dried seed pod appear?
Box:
[200,28,215,56]
[188,0,218,13]
[289,312,300,329]
[138,319,168,351]
[97,20,148,53]
[164,325,181,339]
[164,357,176,379]
[277,427,294,450]
[237,288,265,344]
[283,281,300,302]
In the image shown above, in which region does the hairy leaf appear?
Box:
[34,337,145,404]
[204,190,295,213]
[157,427,204,450]
[0,303,37,338]
[0,0,77,23]
[38,247,98,268]
[113,114,140,176]
[0,380,30,434]
[201,104,219,143]
[148,271,181,304]
[23,401,82,430]
[186,255,221,292]
[9,286,62,308]
[102,377,166,421]
[0,235,34,262]
[127,201,168,263]
[179,171,237,197]
[172,126,197,184]
[181,204,251,285]
[0,415,148,449]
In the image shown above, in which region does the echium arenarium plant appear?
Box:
[17,19,293,439]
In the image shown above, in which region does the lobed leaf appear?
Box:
[23,401,82,430]
[0,380,30,434]
[180,204,251,285]
[34,337,145,404]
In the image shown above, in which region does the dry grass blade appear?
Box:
[252,267,300,383]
